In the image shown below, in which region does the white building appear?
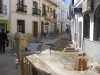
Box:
[57,0,69,32]
[10,0,41,37]
[0,0,10,32]
[71,0,100,62]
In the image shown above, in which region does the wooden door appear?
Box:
[32,22,38,37]
[41,24,44,35]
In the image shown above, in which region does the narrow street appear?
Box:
[0,33,99,75]
[0,47,20,75]
[0,0,100,75]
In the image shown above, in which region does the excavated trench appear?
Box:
[26,34,100,75]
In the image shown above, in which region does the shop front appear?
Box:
[0,19,10,32]
[50,19,57,32]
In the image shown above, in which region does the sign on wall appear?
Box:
[74,8,82,14]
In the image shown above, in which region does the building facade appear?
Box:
[4,0,58,37]
[71,0,100,62]
[0,0,69,37]
[10,0,41,37]
[41,0,58,34]
[0,0,10,32]
[57,0,69,32]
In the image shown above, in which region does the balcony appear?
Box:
[42,10,47,16]
[16,4,27,13]
[53,14,57,19]
[0,5,7,15]
[32,8,41,15]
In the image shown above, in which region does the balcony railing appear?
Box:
[0,5,7,15]
[32,8,41,15]
[16,4,27,13]
[53,13,57,19]
[42,10,47,16]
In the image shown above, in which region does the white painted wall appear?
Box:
[71,0,84,50]
[57,0,69,32]
[10,0,40,34]
[83,39,100,62]
[11,13,39,34]
[83,0,100,62]
[71,19,74,43]
[72,0,100,62]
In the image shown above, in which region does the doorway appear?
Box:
[0,23,6,32]
[41,21,44,36]
[32,22,38,37]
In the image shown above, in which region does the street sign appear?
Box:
[74,8,82,14]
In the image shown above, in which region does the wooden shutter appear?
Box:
[0,0,3,14]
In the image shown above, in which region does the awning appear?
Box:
[0,19,9,23]
[0,19,10,31]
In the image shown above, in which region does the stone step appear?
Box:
[63,47,76,52]
[66,47,75,50]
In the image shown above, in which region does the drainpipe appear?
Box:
[9,0,11,34]
[81,16,84,53]
[39,0,41,37]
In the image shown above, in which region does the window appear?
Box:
[18,0,24,4]
[0,0,3,14]
[17,0,27,13]
[72,0,74,4]
[33,1,38,8]
[94,5,100,41]
[47,6,49,12]
[53,9,56,18]
[83,14,90,39]
[50,8,52,13]
[17,20,25,33]
[42,4,46,15]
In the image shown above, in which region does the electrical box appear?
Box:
[82,0,92,13]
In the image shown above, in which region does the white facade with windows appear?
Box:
[10,0,41,35]
[57,0,69,32]
[71,0,100,62]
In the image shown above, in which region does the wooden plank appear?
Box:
[26,55,57,75]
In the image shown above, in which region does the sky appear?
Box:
[65,0,71,6]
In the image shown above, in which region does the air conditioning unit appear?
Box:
[82,0,93,13]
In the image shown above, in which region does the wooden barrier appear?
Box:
[23,57,43,75]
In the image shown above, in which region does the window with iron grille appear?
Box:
[17,20,25,33]
[32,1,38,15]
[94,5,100,41]
[83,14,90,39]
[0,0,3,14]
[53,9,56,18]
[18,0,24,4]
[50,8,52,13]
[47,6,49,13]
[33,1,38,8]
[42,4,46,15]
[17,0,27,13]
